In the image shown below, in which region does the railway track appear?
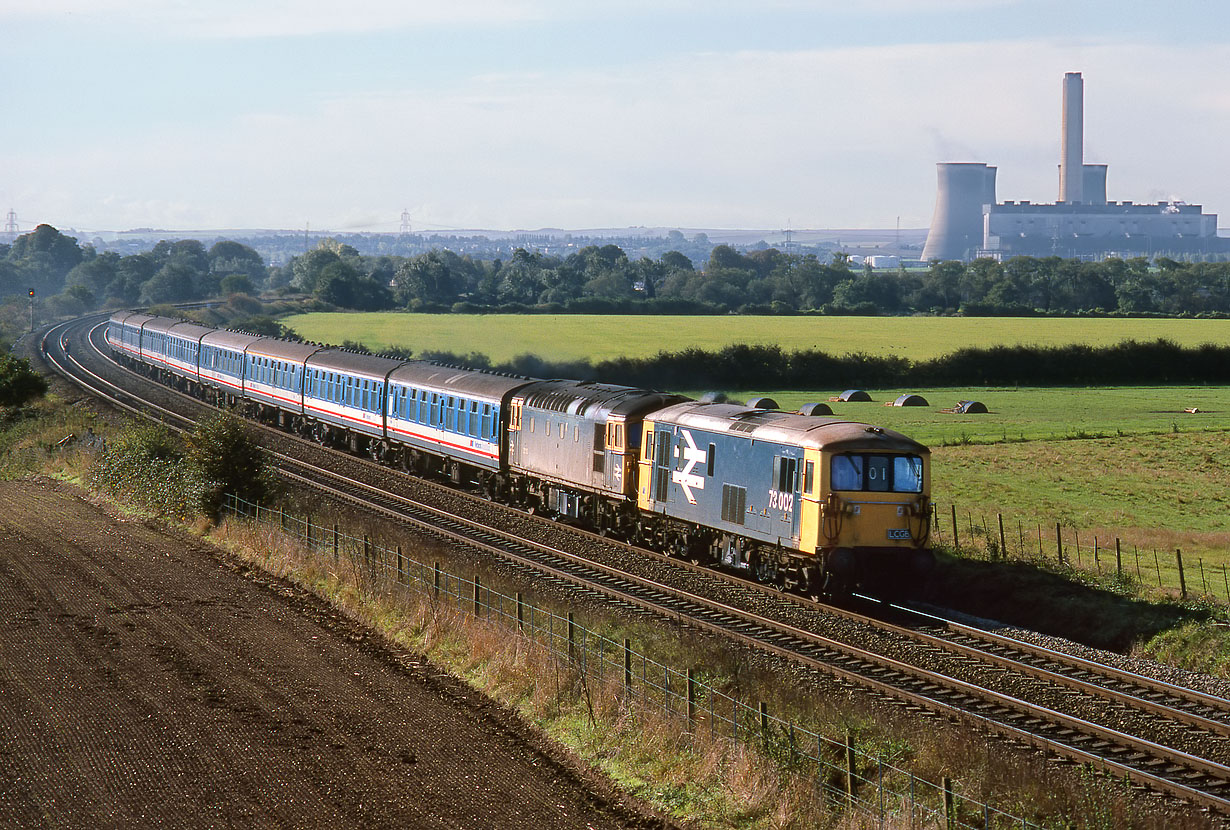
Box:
[40,312,1230,818]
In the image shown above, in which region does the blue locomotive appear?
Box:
[108,312,932,595]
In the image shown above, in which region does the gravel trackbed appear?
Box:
[0,479,667,830]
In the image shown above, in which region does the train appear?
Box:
[107,311,933,596]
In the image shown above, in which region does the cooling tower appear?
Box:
[1059,72,1084,202]
[921,162,996,262]
[1082,163,1107,205]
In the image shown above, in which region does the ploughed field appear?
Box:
[0,479,656,830]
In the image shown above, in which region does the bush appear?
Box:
[0,353,48,409]
[184,412,278,516]
[92,425,209,519]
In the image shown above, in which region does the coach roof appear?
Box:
[516,379,688,419]
[306,349,406,380]
[388,361,534,401]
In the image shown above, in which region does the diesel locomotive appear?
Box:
[108,311,932,596]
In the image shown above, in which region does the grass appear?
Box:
[692,385,1230,445]
[207,506,1200,829]
[281,312,1230,365]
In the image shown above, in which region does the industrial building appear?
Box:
[922,72,1228,262]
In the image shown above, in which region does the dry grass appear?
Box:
[204,511,1218,830]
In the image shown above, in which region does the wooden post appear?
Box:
[1093,537,1100,572]
[1223,566,1229,604]
[473,575,481,616]
[433,561,441,597]
[396,545,404,583]
[567,612,575,661]
[845,731,857,807]
[1116,538,1122,579]
[1154,550,1161,585]
[623,638,632,694]
[943,776,955,830]
[332,523,339,560]
[759,701,769,739]
[687,669,696,728]
[363,535,371,566]
[1199,558,1208,597]
[951,504,959,554]
[306,514,313,547]
[1055,523,1063,565]
[516,592,525,631]
[997,514,1006,561]
[1176,549,1187,598]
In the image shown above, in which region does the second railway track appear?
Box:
[40,311,1230,819]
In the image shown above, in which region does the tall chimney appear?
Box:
[1059,72,1084,203]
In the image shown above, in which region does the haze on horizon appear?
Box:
[4,1,1230,235]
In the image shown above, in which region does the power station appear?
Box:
[922,72,1226,262]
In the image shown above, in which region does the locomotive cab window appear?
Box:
[831,453,924,493]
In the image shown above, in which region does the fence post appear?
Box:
[943,776,955,830]
[1199,558,1208,597]
[623,638,632,695]
[516,592,525,631]
[363,535,371,566]
[998,514,1006,561]
[1093,536,1099,572]
[845,731,857,807]
[306,514,313,547]
[687,669,696,728]
[1223,565,1229,604]
[1055,523,1063,566]
[758,701,769,746]
[567,612,575,662]
[951,504,959,554]
[1176,549,1187,598]
[332,523,339,561]
[394,545,403,584]
[1116,538,1122,579]
[433,562,441,597]
[473,575,481,616]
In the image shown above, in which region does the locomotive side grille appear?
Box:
[721,484,746,525]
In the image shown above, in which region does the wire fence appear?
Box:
[932,501,1228,604]
[225,493,1064,829]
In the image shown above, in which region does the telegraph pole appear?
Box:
[28,288,35,333]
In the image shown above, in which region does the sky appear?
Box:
[3,0,1230,235]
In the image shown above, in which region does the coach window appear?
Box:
[804,460,815,494]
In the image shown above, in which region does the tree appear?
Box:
[184,412,278,515]
[0,353,48,409]
[140,262,198,304]
[219,273,254,296]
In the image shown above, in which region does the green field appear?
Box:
[282,312,1230,364]
[714,386,1230,446]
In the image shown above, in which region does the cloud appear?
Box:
[10,35,1230,231]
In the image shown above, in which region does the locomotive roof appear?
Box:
[388,361,535,400]
[650,401,929,454]
[306,349,406,379]
[516,379,689,419]
[200,329,266,352]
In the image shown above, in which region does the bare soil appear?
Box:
[0,479,670,830]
